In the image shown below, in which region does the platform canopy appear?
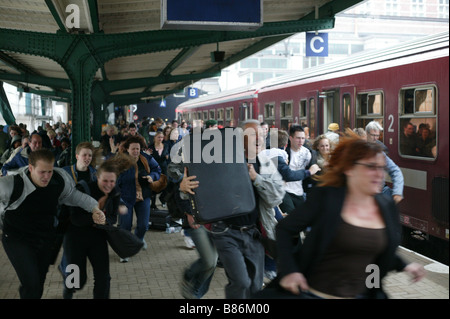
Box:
[0,0,363,144]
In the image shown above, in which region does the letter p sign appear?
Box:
[306,32,328,57]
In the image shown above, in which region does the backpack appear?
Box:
[0,174,24,230]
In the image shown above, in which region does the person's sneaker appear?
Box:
[119,257,129,263]
[183,235,196,249]
[180,279,197,299]
[142,239,147,250]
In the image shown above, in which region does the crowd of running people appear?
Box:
[0,117,426,299]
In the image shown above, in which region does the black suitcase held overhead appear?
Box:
[182,127,256,224]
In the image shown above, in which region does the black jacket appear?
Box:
[276,186,407,298]
[69,181,121,228]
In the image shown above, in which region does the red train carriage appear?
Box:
[176,32,449,263]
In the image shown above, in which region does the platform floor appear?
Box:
[1,224,448,300]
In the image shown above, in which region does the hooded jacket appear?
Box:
[0,166,99,230]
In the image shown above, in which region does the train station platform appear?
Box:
[0,207,448,301]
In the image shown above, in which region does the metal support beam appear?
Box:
[0,14,335,147]
[102,70,220,94]
[0,72,71,89]
[0,81,16,124]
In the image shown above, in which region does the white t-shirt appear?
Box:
[284,146,311,196]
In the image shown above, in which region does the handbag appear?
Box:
[150,173,168,193]
[96,224,144,259]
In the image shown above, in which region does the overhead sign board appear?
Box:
[187,87,199,98]
[161,0,263,31]
[306,32,329,57]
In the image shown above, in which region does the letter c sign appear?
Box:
[306,32,328,57]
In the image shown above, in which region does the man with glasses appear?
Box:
[365,121,404,204]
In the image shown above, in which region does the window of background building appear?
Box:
[241,58,258,68]
[329,43,349,55]
[253,72,274,83]
[411,0,425,17]
[351,44,364,54]
[439,0,449,19]
[385,0,399,16]
[260,58,287,69]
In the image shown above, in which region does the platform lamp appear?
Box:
[211,42,225,62]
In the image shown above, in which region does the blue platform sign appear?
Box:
[161,0,263,31]
[187,88,199,98]
[306,32,328,57]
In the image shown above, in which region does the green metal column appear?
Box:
[61,37,101,151]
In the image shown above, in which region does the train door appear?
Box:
[319,89,340,134]
[238,101,251,126]
[340,85,356,130]
[306,91,318,139]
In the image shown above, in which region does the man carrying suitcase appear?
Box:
[179,120,285,299]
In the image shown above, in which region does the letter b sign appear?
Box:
[188,88,198,98]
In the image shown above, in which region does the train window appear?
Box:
[209,110,215,120]
[226,107,234,121]
[280,101,292,118]
[299,100,307,118]
[343,94,351,130]
[218,109,224,119]
[264,103,275,119]
[357,92,383,116]
[399,86,437,159]
[356,92,384,140]
[203,111,208,120]
[308,98,316,139]
[197,112,202,120]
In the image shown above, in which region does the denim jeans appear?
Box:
[183,226,218,298]
[210,222,265,299]
[119,197,151,241]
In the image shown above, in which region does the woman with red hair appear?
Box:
[256,134,425,299]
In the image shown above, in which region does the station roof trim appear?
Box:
[0,0,364,107]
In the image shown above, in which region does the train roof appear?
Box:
[176,31,449,111]
[258,31,449,92]
[176,80,267,112]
